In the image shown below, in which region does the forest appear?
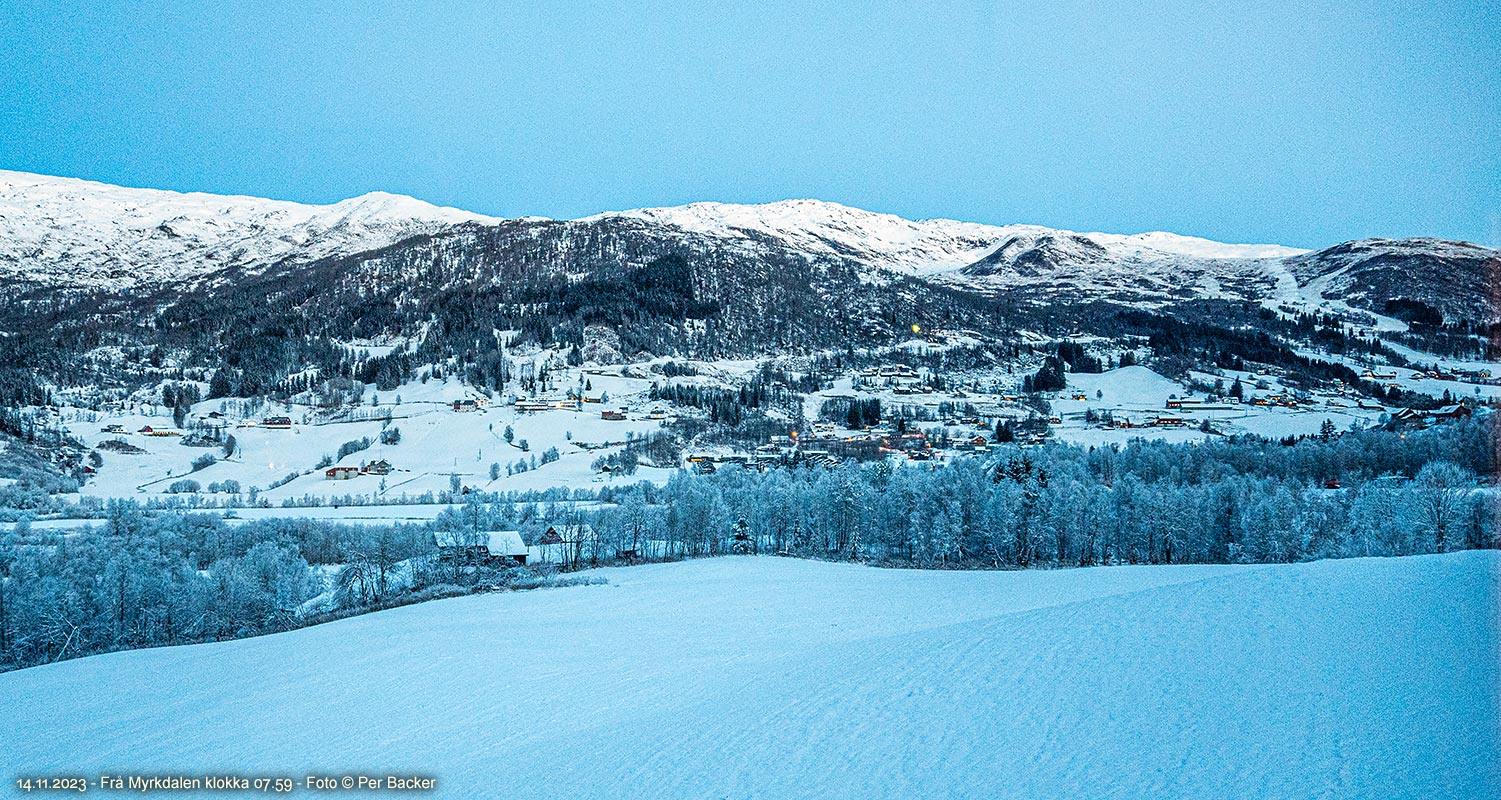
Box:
[1,416,1493,672]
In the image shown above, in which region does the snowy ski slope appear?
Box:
[3,552,1495,799]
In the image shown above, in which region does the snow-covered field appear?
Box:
[4,553,1494,799]
[63,369,673,502]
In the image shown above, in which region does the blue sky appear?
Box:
[2,0,1497,248]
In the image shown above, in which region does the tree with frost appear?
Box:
[1413,461,1473,554]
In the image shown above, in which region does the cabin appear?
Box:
[325,465,360,480]
[361,459,392,475]
[452,399,483,412]
[102,423,127,434]
[1151,415,1187,427]
[262,416,292,429]
[601,410,626,421]
[434,530,528,565]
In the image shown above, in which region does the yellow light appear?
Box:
[911,324,921,334]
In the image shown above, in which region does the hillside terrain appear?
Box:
[3,554,1494,799]
[0,171,1494,500]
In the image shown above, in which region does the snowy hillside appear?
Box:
[0,170,498,289]
[1,171,1308,289]
[3,170,1492,336]
[3,554,1494,799]
[590,198,1306,276]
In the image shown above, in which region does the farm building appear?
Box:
[434,530,528,565]
[361,459,393,475]
[531,524,599,564]
[325,466,360,480]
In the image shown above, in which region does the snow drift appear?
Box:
[2,553,1494,799]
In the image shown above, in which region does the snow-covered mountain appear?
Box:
[0,170,497,289]
[1,170,1494,333]
[2,171,1311,290]
[588,198,1306,277]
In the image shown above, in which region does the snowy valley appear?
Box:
[0,172,1496,800]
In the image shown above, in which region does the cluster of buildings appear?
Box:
[1364,367,1493,384]
[324,459,394,480]
[1389,404,1474,429]
[856,364,935,395]
[432,524,608,566]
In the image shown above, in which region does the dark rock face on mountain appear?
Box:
[961,233,1112,278]
[1285,238,1500,325]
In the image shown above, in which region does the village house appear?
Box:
[1389,408,1426,428]
[361,459,392,475]
[1430,404,1473,422]
[452,398,486,412]
[434,530,529,565]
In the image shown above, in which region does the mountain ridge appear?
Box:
[0,170,1495,375]
[1,169,1315,289]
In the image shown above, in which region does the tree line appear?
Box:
[2,417,1493,671]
